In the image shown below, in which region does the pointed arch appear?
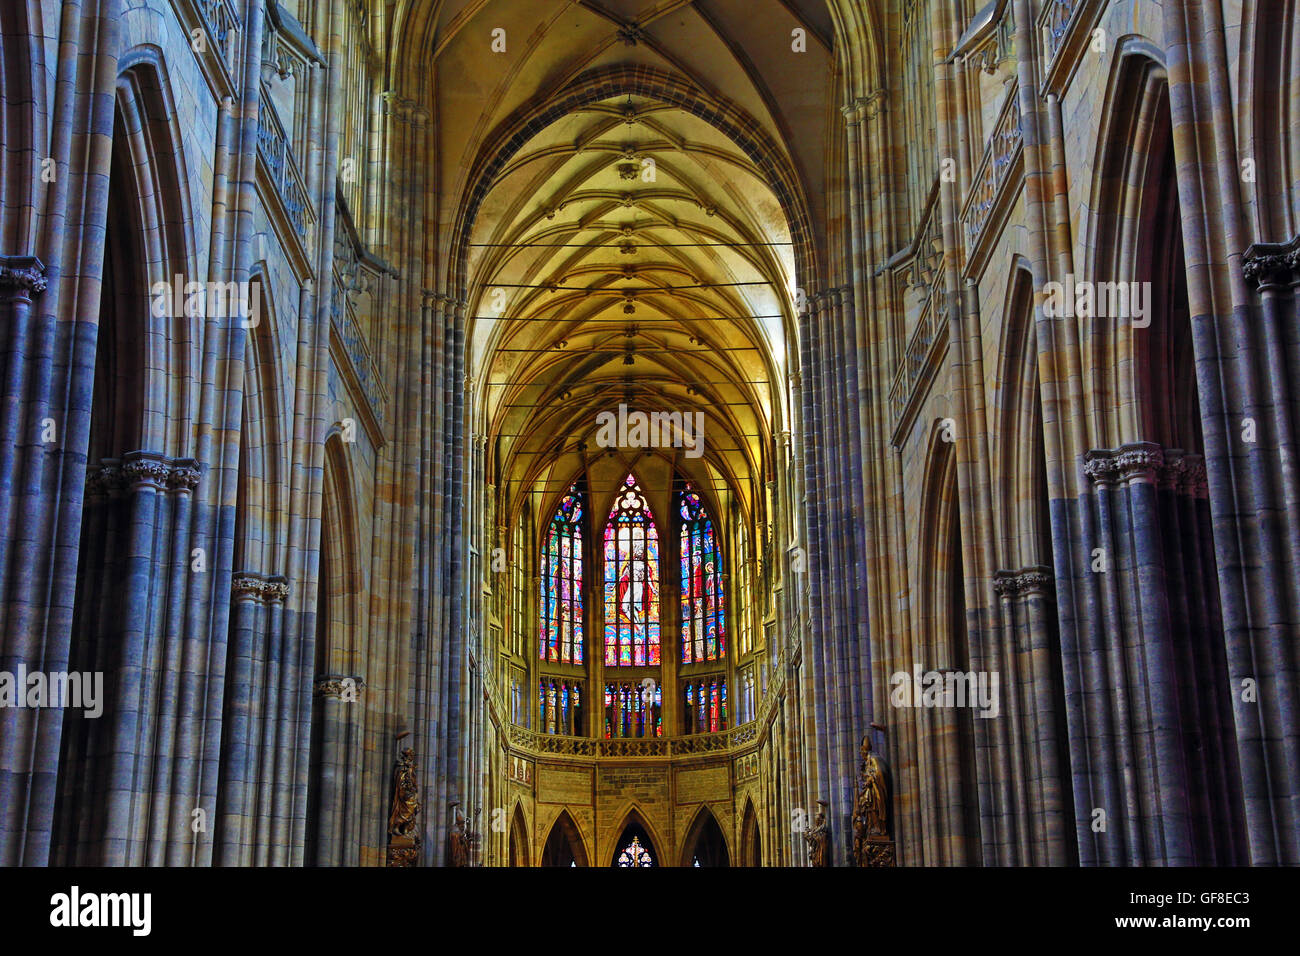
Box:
[1082,40,1202,450]
[916,423,981,866]
[54,51,198,864]
[539,482,585,665]
[608,804,664,867]
[993,259,1047,560]
[739,797,762,867]
[679,804,731,867]
[1078,41,1245,864]
[112,51,200,451]
[233,274,289,574]
[603,473,661,668]
[540,808,589,867]
[305,432,364,865]
[508,803,531,867]
[1243,0,1300,239]
[679,483,726,665]
[0,0,48,251]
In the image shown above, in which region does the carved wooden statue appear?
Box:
[804,800,830,867]
[388,748,420,839]
[852,734,893,866]
[386,748,421,867]
[448,802,470,867]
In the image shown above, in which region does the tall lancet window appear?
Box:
[603,474,660,666]
[540,486,584,664]
[679,486,725,663]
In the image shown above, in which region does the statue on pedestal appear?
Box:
[448,802,470,867]
[386,748,421,867]
[804,799,830,867]
[852,734,895,866]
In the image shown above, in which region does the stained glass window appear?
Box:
[603,681,663,738]
[679,486,725,663]
[683,677,727,734]
[539,678,583,735]
[617,835,653,867]
[603,474,660,666]
[540,486,584,664]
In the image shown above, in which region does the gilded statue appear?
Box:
[388,748,420,839]
[804,800,830,867]
[852,734,889,865]
[448,802,470,867]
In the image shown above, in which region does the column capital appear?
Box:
[0,255,47,298]
[1083,442,1164,486]
[1242,234,1300,289]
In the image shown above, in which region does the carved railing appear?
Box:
[887,189,946,433]
[953,0,1015,74]
[1037,0,1102,89]
[198,0,241,74]
[256,93,312,238]
[961,83,1023,250]
[1038,0,1079,63]
[507,721,759,758]
[330,273,384,416]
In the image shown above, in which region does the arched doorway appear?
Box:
[739,799,761,867]
[540,809,588,867]
[680,806,730,867]
[508,805,530,867]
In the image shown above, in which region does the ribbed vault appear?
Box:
[390,0,850,519]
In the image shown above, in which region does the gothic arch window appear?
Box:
[679,485,725,663]
[540,486,583,664]
[611,819,657,867]
[603,474,660,666]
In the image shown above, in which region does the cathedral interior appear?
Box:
[0,0,1298,869]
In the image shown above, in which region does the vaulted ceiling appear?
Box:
[392,0,841,523]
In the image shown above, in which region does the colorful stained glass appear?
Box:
[617,835,653,867]
[540,486,584,664]
[683,677,727,734]
[679,486,725,664]
[540,678,583,735]
[603,681,663,738]
[603,475,660,667]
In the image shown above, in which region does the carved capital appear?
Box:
[993,565,1055,598]
[85,461,124,496]
[858,89,888,120]
[1242,234,1300,288]
[0,256,47,298]
[1083,442,1164,486]
[315,674,367,699]
[1159,451,1208,497]
[232,572,291,602]
[167,458,202,491]
[120,451,172,490]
